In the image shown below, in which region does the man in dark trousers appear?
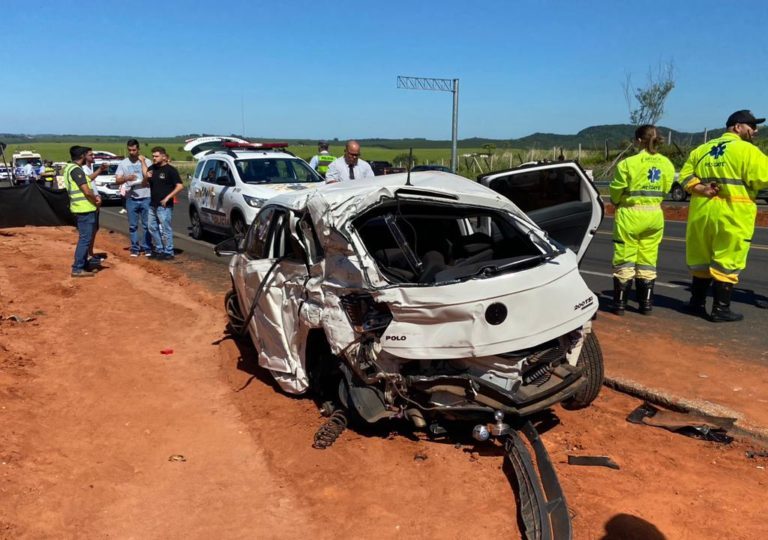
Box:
[141,147,184,260]
[63,146,102,277]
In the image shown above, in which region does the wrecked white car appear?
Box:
[217,164,604,434]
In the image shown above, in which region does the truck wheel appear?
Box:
[561,332,604,410]
[189,208,204,240]
[669,184,686,202]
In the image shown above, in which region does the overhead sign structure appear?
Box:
[397,76,460,172]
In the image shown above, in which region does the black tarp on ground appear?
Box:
[0,183,75,228]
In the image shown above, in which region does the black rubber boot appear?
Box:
[612,277,631,315]
[710,281,743,323]
[636,279,655,315]
[686,277,711,317]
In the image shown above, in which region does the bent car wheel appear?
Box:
[561,332,604,410]
[189,208,204,240]
[225,289,246,335]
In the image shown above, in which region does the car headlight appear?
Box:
[243,195,267,208]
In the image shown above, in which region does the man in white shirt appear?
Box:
[325,140,374,183]
[116,139,153,256]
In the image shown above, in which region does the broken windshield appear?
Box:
[353,202,555,284]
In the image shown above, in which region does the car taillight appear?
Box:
[340,293,392,335]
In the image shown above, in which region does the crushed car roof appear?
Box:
[268,171,528,218]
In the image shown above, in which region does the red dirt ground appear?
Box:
[1,227,766,539]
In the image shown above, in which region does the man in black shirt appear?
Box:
[141,146,184,260]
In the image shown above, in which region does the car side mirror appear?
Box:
[216,176,233,186]
[214,236,241,256]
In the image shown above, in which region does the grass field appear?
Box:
[1,141,608,180]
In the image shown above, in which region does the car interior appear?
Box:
[353,203,543,284]
[487,167,590,254]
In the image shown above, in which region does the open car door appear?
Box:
[183,136,250,160]
[231,206,311,393]
[479,161,603,262]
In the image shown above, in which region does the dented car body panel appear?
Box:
[224,169,604,423]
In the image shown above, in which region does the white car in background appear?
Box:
[185,136,323,238]
[91,158,124,203]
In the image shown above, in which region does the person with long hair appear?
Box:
[610,125,675,315]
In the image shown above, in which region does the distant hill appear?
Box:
[0,125,728,150]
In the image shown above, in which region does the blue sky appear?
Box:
[2,0,767,139]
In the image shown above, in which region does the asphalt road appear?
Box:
[99,192,768,353]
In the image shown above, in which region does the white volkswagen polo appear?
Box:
[215,163,605,434]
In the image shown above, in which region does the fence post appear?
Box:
[604,140,609,160]
[703,128,708,143]
[668,131,672,145]
[578,143,582,161]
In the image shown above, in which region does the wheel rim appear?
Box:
[226,291,245,333]
[190,211,201,237]
[233,217,245,237]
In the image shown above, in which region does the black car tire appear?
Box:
[231,213,246,239]
[225,289,246,335]
[669,183,687,202]
[189,207,204,240]
[561,331,604,410]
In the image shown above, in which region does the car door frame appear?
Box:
[479,161,603,262]
[232,205,311,384]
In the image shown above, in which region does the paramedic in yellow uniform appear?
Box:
[610,125,675,315]
[681,110,768,322]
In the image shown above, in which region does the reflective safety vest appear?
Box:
[64,163,97,213]
[610,150,675,207]
[680,132,768,202]
[315,154,336,176]
[43,166,55,183]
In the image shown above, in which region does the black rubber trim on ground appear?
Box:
[503,421,572,540]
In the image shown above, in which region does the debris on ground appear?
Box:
[1,315,36,323]
[745,450,768,459]
[627,402,735,444]
[312,410,348,449]
[168,454,187,462]
[160,348,174,355]
[567,455,620,470]
[413,451,428,462]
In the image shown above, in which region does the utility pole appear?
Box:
[397,76,460,172]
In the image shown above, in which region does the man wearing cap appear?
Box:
[680,110,768,322]
[308,141,336,178]
[325,140,375,183]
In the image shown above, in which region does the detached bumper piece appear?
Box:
[503,421,571,540]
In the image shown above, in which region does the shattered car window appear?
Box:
[353,202,548,284]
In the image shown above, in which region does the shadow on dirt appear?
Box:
[600,513,667,539]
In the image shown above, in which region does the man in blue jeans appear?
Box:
[116,139,153,256]
[141,146,184,260]
[64,146,102,277]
